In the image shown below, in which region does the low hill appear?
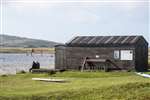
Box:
[0,34,61,48]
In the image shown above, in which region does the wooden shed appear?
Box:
[55,36,148,72]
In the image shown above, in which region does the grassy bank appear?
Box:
[0,71,150,100]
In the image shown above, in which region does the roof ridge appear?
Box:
[66,36,147,47]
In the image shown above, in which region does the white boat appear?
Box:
[32,78,66,82]
[136,72,150,78]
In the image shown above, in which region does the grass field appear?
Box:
[0,71,150,100]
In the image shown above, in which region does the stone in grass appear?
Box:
[17,70,26,74]
[48,70,56,75]
[0,69,8,76]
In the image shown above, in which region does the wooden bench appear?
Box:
[81,58,110,72]
[81,58,120,72]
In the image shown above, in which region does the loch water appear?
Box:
[0,53,54,74]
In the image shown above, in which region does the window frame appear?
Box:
[114,50,120,60]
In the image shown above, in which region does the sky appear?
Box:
[0,0,149,43]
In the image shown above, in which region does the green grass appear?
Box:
[0,72,150,100]
[51,71,134,78]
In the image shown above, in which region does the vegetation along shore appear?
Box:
[0,48,55,54]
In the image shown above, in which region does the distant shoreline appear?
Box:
[0,48,55,54]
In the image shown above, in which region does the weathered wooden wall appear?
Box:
[55,46,148,71]
[64,47,135,70]
[135,38,148,71]
[55,46,66,69]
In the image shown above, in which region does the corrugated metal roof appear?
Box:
[66,36,147,47]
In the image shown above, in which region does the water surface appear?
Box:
[0,53,54,74]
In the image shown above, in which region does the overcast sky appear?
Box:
[0,0,149,43]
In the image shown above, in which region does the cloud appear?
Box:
[3,0,62,7]
[66,8,100,24]
[3,0,148,7]
[2,0,148,14]
[2,0,149,43]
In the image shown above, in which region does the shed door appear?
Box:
[120,50,133,60]
[55,48,66,69]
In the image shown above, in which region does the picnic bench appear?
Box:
[81,57,120,72]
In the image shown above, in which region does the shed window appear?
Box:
[120,50,133,60]
[96,55,100,58]
[114,50,120,59]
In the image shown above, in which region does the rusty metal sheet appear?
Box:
[104,36,114,44]
[95,36,105,44]
[66,36,145,46]
[130,36,139,44]
[113,36,122,44]
[87,36,97,44]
